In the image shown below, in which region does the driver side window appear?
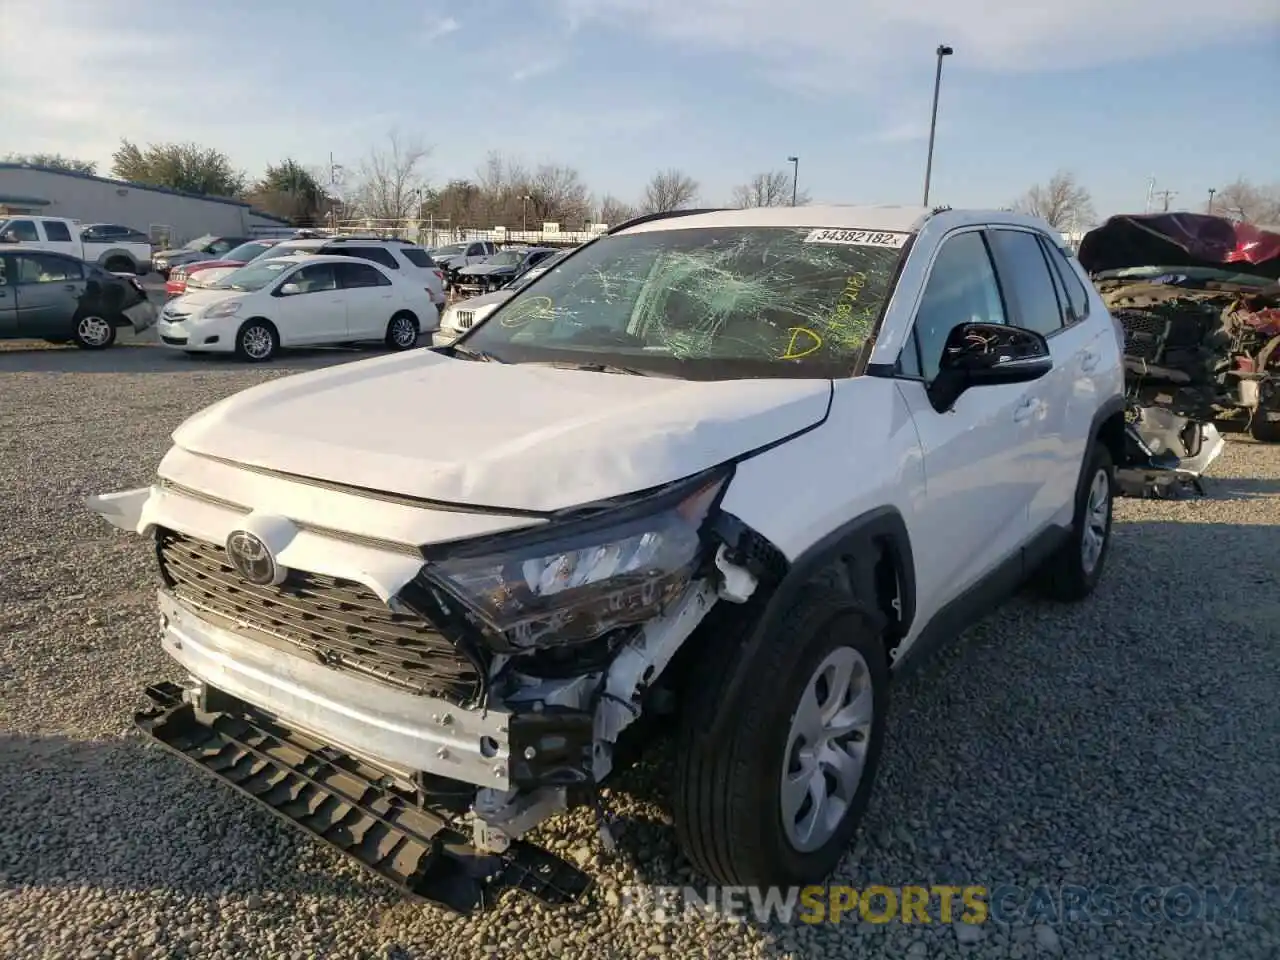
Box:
[904,230,1006,381]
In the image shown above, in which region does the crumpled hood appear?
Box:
[450,290,512,311]
[171,350,832,512]
[1078,213,1280,280]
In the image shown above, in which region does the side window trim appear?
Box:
[1035,235,1071,334]
[1041,238,1091,327]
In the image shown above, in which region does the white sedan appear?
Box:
[156,254,439,362]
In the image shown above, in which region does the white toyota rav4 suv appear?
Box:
[90,205,1128,912]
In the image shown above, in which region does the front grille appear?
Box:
[456,311,474,329]
[157,530,481,703]
[161,335,189,345]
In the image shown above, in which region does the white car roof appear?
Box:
[616,205,1057,237]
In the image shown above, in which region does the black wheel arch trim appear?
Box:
[702,504,916,744]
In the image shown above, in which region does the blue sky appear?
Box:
[2,0,1277,219]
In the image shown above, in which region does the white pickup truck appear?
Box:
[0,215,152,275]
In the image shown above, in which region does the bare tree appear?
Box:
[1211,178,1280,225]
[641,169,699,214]
[1012,170,1096,231]
[527,163,591,226]
[351,130,431,221]
[731,170,809,208]
[597,194,638,226]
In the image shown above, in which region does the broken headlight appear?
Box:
[425,472,728,652]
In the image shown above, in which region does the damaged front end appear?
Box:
[89,462,773,912]
[1079,213,1280,494]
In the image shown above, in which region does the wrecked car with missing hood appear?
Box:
[1077,213,1280,493]
[89,205,1129,912]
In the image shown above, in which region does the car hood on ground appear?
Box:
[458,262,509,277]
[170,350,832,513]
[1078,213,1280,280]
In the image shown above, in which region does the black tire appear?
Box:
[673,587,889,887]
[71,313,117,350]
[385,311,419,350]
[1035,443,1115,602]
[234,319,278,362]
[1249,414,1280,444]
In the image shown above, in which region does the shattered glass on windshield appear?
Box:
[463,226,905,374]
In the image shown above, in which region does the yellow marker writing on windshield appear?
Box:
[781,326,822,359]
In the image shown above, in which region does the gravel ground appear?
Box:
[1,341,1278,960]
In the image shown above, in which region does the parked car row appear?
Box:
[0,215,152,275]
[433,247,571,345]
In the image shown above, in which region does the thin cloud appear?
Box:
[511,57,563,82]
[422,16,461,43]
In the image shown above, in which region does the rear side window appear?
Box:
[1040,239,1091,324]
[988,229,1065,337]
[43,221,73,242]
[325,245,399,270]
[465,243,486,257]
[16,253,82,282]
[400,248,436,268]
[334,261,391,288]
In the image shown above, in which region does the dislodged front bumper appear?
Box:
[135,681,590,912]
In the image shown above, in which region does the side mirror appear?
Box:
[278,282,301,296]
[927,321,1052,413]
[2,231,21,243]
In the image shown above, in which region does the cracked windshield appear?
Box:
[462,226,902,376]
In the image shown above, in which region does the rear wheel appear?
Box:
[234,320,278,362]
[103,256,133,274]
[385,312,419,350]
[673,587,889,886]
[1036,443,1114,601]
[1250,414,1280,443]
[72,313,116,349]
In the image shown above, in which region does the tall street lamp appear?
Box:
[922,44,953,207]
[1207,187,1216,215]
[787,156,800,206]
[521,194,531,232]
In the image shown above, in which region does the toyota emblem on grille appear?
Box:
[226,530,279,585]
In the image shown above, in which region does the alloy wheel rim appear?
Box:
[1081,468,1111,574]
[780,647,874,853]
[78,315,111,346]
[392,318,416,347]
[242,326,272,359]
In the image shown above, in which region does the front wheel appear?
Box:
[234,320,278,362]
[1035,443,1115,601]
[72,313,117,349]
[1249,413,1280,443]
[673,588,889,887]
[385,312,419,350]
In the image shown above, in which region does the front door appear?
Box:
[269,262,346,344]
[12,252,85,336]
[332,260,395,338]
[893,228,1043,622]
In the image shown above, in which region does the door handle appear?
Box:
[1013,397,1039,423]
[1080,351,1100,373]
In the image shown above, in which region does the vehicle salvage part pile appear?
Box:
[1079,213,1280,496]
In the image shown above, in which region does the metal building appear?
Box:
[0,163,293,249]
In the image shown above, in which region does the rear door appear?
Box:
[987,227,1095,533]
[11,252,85,336]
[0,255,16,336]
[333,260,395,337]
[269,262,345,343]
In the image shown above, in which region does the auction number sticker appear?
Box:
[804,228,910,248]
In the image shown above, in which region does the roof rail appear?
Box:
[606,208,727,235]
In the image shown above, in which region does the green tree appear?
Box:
[4,152,97,174]
[110,140,246,197]
[249,159,327,225]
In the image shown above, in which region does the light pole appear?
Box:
[921,44,953,207]
[1207,187,1216,215]
[787,156,799,206]
[521,195,531,233]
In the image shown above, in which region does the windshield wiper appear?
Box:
[524,360,663,377]
[449,343,503,363]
